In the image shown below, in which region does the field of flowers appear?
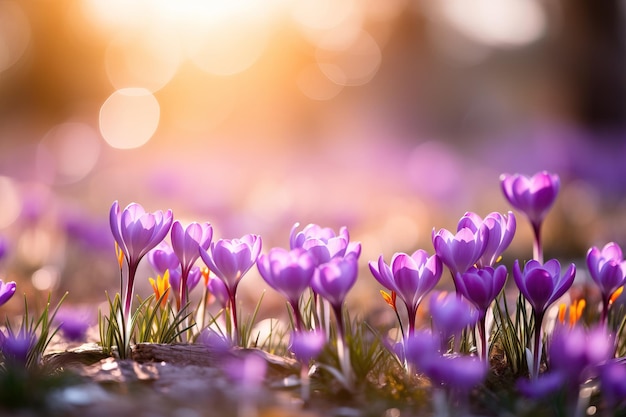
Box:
[0,170,625,417]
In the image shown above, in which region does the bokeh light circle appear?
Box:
[99,88,160,150]
[36,123,101,185]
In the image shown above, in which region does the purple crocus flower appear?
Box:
[548,325,613,398]
[513,258,576,378]
[0,279,16,307]
[432,224,488,290]
[169,266,202,305]
[207,275,229,309]
[199,234,262,342]
[290,223,361,265]
[54,307,93,342]
[109,201,173,319]
[289,330,326,363]
[516,371,564,399]
[148,242,180,276]
[0,330,36,367]
[586,242,626,323]
[369,250,442,335]
[224,352,267,397]
[456,265,507,360]
[257,247,315,331]
[428,291,478,350]
[600,360,626,409]
[457,211,516,267]
[171,221,213,309]
[403,329,440,371]
[500,171,560,263]
[425,354,487,395]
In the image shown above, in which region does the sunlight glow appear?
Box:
[0,0,30,73]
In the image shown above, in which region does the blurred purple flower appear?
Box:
[516,371,564,399]
[198,328,232,355]
[432,224,487,288]
[369,250,442,335]
[0,279,16,307]
[257,247,315,331]
[425,355,487,395]
[171,221,213,308]
[225,352,267,396]
[289,330,326,363]
[600,360,626,408]
[428,291,478,348]
[586,242,626,323]
[548,325,613,395]
[54,307,93,342]
[168,266,202,308]
[0,235,8,261]
[109,201,173,318]
[0,330,36,367]
[290,223,361,265]
[457,211,516,267]
[403,329,439,371]
[500,171,560,230]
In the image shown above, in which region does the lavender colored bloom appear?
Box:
[456,266,507,318]
[432,225,488,278]
[0,279,16,307]
[429,292,478,347]
[148,242,180,276]
[207,275,229,308]
[516,372,564,399]
[257,247,315,331]
[513,259,575,315]
[169,266,202,298]
[289,330,326,363]
[457,211,516,267]
[199,234,262,296]
[171,221,213,308]
[225,352,267,395]
[290,223,361,265]
[258,247,315,306]
[311,256,358,311]
[500,171,560,229]
[403,329,440,371]
[369,250,442,334]
[587,242,626,322]
[198,328,232,355]
[109,201,173,318]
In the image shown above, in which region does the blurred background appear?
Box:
[0,0,625,319]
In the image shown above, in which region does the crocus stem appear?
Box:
[532,310,544,379]
[332,303,352,389]
[290,300,304,332]
[123,261,138,322]
[532,222,543,264]
[478,316,487,362]
[600,295,609,326]
[300,361,310,404]
[407,305,417,338]
[229,292,239,345]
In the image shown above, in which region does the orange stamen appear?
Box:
[115,242,125,269]
[149,270,171,308]
[610,286,624,306]
[558,303,566,324]
[201,266,210,286]
[380,290,396,310]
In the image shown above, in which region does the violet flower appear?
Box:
[109,201,173,319]
[457,211,516,267]
[425,354,487,396]
[168,266,202,308]
[0,330,36,367]
[0,279,16,307]
[290,222,361,265]
[513,258,576,378]
[148,242,180,276]
[207,275,229,309]
[600,360,626,409]
[199,234,262,343]
[257,247,315,331]
[403,329,440,371]
[500,171,560,263]
[54,307,94,342]
[171,221,213,310]
[369,250,442,336]
[586,242,626,324]
[428,291,478,351]
[456,265,507,360]
[432,224,487,290]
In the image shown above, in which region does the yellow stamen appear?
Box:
[201,266,210,286]
[380,290,396,310]
[610,286,624,306]
[115,242,124,269]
